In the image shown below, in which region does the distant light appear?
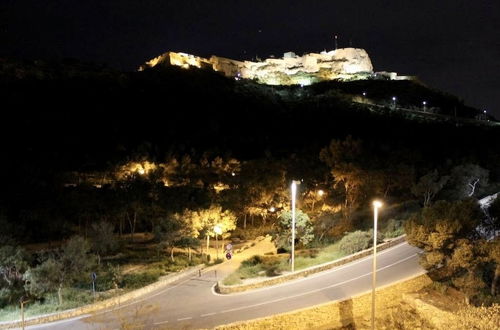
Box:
[269,207,276,212]
[231,172,236,176]
[138,168,145,175]
[214,225,222,235]
[317,190,325,197]
[484,110,487,114]
[362,92,367,96]
[373,200,383,208]
[423,101,427,105]
[392,96,396,101]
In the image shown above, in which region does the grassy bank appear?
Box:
[217,275,500,330]
[223,241,346,285]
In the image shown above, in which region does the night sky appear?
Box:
[2,1,499,117]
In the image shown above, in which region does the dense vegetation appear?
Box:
[0,58,499,313]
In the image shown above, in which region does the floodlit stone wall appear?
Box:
[140,48,378,85]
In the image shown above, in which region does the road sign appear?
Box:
[226,252,232,260]
[91,272,97,281]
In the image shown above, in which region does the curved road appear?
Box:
[28,241,423,329]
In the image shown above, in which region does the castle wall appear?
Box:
[141,48,376,85]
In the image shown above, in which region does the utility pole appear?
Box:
[334,35,338,50]
[291,181,297,272]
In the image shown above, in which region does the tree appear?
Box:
[153,215,186,262]
[89,220,119,264]
[487,238,500,296]
[411,170,449,206]
[448,164,489,199]
[320,136,366,221]
[273,210,314,250]
[0,244,28,307]
[24,236,95,305]
[405,199,489,304]
[174,205,237,258]
[196,205,237,255]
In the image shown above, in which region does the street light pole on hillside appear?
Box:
[291,181,298,272]
[372,200,383,330]
[214,225,222,261]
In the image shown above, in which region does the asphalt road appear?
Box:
[28,241,423,329]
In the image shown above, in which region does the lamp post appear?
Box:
[371,200,383,330]
[214,225,222,261]
[422,101,427,112]
[391,96,397,109]
[291,181,297,272]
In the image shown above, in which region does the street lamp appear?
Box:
[371,200,383,330]
[422,101,427,112]
[214,225,222,261]
[291,181,298,272]
[391,96,397,109]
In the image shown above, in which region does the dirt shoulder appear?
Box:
[216,274,500,330]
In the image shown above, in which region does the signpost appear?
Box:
[91,272,97,299]
[20,296,30,330]
[225,243,233,260]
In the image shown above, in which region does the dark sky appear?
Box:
[2,0,499,117]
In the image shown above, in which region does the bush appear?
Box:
[383,219,405,238]
[231,226,273,241]
[120,270,161,289]
[338,230,373,255]
[241,255,264,267]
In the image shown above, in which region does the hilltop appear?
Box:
[0,57,498,172]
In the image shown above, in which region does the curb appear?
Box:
[216,235,407,294]
[0,264,204,329]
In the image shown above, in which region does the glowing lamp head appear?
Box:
[269,207,276,212]
[231,172,236,176]
[423,101,427,105]
[317,190,325,197]
[138,168,145,175]
[214,225,222,235]
[392,96,396,101]
[373,200,383,208]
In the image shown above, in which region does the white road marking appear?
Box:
[212,241,415,296]
[153,320,169,325]
[200,312,216,317]
[219,253,418,314]
[177,317,192,321]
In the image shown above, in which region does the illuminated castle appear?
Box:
[140,48,409,85]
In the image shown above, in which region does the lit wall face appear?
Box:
[143,48,374,85]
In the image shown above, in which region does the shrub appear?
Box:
[120,270,161,289]
[338,230,373,255]
[383,219,405,238]
[241,255,263,267]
